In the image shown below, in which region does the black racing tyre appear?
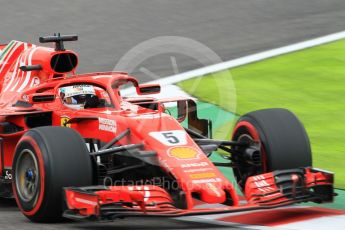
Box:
[12,126,92,223]
[232,108,312,190]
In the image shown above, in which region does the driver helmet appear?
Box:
[60,85,96,109]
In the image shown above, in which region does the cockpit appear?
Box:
[59,84,112,110]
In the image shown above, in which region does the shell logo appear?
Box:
[169,147,200,160]
[189,172,216,179]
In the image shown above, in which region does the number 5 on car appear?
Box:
[149,130,187,146]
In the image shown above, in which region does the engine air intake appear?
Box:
[50,52,78,73]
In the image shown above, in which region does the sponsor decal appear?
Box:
[181,162,209,168]
[149,130,187,146]
[181,162,213,172]
[63,85,95,97]
[61,116,71,127]
[168,146,200,160]
[99,117,117,133]
[192,178,222,184]
[189,172,217,179]
[183,167,214,173]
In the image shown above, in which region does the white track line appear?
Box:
[148,30,345,86]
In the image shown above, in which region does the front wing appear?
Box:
[63,168,335,221]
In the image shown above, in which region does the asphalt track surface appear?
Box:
[0,0,345,229]
[1,0,345,81]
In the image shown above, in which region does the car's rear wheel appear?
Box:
[12,126,92,223]
[231,108,312,190]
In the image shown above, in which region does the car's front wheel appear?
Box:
[12,126,92,223]
[231,108,312,190]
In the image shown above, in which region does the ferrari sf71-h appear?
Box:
[0,34,335,222]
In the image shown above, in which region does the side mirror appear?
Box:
[28,93,55,103]
[136,84,161,95]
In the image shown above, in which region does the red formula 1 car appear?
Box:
[0,34,335,222]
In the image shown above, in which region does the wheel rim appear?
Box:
[232,121,267,190]
[15,149,40,204]
[233,134,256,188]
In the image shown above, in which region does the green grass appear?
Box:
[178,39,345,189]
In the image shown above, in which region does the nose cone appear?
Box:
[200,183,226,204]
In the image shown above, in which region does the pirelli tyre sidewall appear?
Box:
[232,108,312,190]
[12,126,92,223]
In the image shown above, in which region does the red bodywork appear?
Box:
[0,40,334,220]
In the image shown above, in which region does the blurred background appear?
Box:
[1,0,344,79]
